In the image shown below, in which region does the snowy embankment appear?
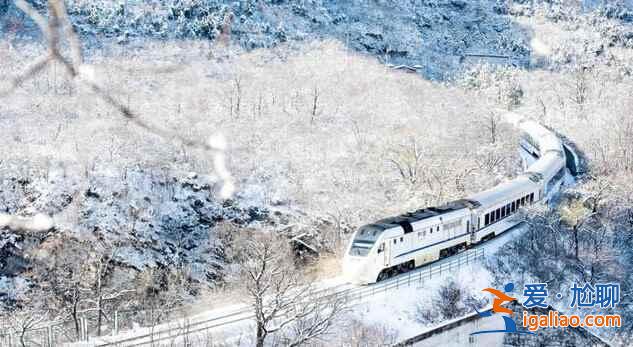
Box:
[81,219,559,346]
[77,222,525,347]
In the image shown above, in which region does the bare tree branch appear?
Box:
[0,213,53,232]
[236,232,347,347]
[0,55,49,98]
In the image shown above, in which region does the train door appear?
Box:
[383,241,390,267]
[467,218,475,244]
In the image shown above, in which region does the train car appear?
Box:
[467,175,541,244]
[343,200,476,284]
[526,151,566,201]
[342,115,568,285]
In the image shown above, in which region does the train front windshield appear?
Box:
[348,224,383,256]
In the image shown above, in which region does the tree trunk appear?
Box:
[255,296,266,347]
[72,295,80,339]
[97,296,103,336]
[20,329,26,347]
[256,322,265,347]
[96,266,103,337]
[311,86,318,123]
[573,226,579,260]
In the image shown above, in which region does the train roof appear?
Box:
[526,152,565,181]
[467,175,536,208]
[367,199,479,231]
[519,120,563,153]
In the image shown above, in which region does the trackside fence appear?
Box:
[343,248,485,302]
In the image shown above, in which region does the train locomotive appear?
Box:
[342,118,570,285]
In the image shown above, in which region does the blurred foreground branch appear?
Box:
[2,0,234,201]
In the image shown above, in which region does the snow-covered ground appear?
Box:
[350,264,492,341]
[72,222,527,347]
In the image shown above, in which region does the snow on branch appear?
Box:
[0,213,54,233]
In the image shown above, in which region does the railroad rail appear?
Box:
[89,248,484,347]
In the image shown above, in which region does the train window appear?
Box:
[437,226,440,232]
[485,213,490,226]
[507,204,511,214]
[521,197,525,206]
[530,193,534,203]
[429,228,432,234]
[511,201,516,212]
[400,237,404,242]
[393,239,397,244]
[377,243,384,253]
[401,221,413,234]
[495,209,501,220]
[501,207,506,218]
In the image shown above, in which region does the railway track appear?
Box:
[91,247,488,347]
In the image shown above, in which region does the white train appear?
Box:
[342,118,571,284]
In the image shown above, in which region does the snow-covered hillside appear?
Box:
[2,0,633,346]
[2,0,533,79]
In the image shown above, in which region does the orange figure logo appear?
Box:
[471,283,534,335]
[483,286,516,315]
